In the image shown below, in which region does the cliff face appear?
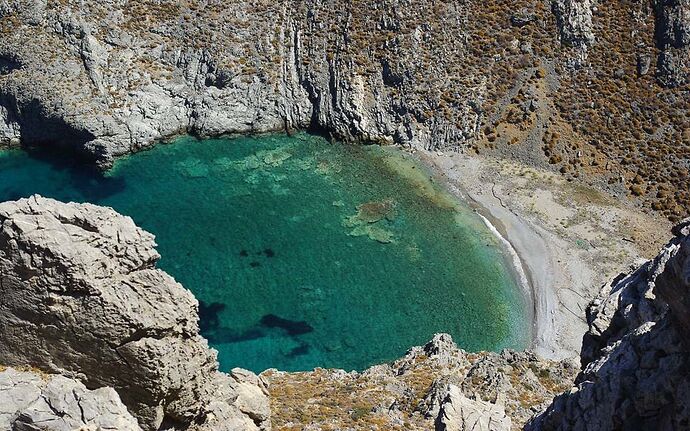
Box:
[1,0,690,219]
[0,0,479,166]
[526,221,690,430]
[0,195,270,431]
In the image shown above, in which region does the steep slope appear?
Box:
[526,220,690,430]
[1,0,689,218]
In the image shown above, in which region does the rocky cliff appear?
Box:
[525,221,690,430]
[0,195,270,431]
[1,0,690,219]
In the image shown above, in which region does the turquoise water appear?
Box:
[0,134,529,372]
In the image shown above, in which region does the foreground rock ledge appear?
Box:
[0,366,141,430]
[0,195,270,431]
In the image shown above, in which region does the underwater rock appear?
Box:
[348,223,396,244]
[353,199,397,224]
[343,199,397,243]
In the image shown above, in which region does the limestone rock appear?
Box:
[654,0,690,87]
[552,0,595,48]
[0,195,269,431]
[435,385,511,431]
[0,367,141,431]
[526,225,690,430]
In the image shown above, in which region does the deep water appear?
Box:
[0,134,529,372]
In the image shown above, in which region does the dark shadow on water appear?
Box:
[259,314,314,336]
[7,144,127,203]
[198,301,226,333]
[198,300,315,347]
[286,342,310,358]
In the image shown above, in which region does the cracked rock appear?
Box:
[0,195,270,431]
[0,367,141,431]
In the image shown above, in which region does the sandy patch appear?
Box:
[415,150,670,359]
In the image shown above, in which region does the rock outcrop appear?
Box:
[526,221,690,430]
[0,366,142,431]
[551,0,595,48]
[0,195,270,431]
[435,385,512,431]
[654,0,690,87]
[266,334,577,430]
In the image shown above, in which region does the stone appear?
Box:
[0,195,270,431]
[435,385,511,431]
[671,217,690,237]
[653,0,690,87]
[0,367,142,431]
[552,0,595,48]
[510,9,535,27]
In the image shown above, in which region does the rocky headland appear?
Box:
[1,0,690,430]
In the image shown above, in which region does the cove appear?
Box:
[0,134,530,372]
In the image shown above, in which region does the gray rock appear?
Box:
[551,0,595,48]
[435,384,511,431]
[0,367,142,431]
[654,0,690,87]
[0,195,269,431]
[637,53,652,76]
[526,230,690,430]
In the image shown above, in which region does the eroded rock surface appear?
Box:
[0,366,141,431]
[435,385,511,431]
[526,222,690,430]
[266,334,577,430]
[0,195,270,431]
[5,1,690,219]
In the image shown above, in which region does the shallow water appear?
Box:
[0,134,529,372]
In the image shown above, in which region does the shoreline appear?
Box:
[413,149,670,360]
[440,159,564,359]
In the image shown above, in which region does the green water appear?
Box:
[0,134,529,372]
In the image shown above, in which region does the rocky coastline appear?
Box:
[0,195,688,430]
[2,0,690,430]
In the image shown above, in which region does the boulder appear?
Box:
[435,385,511,431]
[0,367,141,431]
[0,195,269,430]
